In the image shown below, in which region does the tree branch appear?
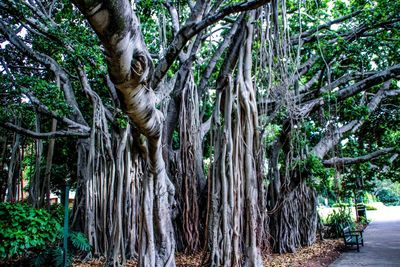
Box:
[336,64,400,101]
[298,15,400,45]
[0,121,90,139]
[312,81,392,158]
[323,147,397,167]
[384,89,400,97]
[298,64,400,118]
[164,1,180,35]
[71,0,152,86]
[291,10,363,44]
[151,0,271,89]
[0,20,87,126]
[319,71,377,95]
[198,17,242,96]
[76,64,115,123]
[26,93,91,132]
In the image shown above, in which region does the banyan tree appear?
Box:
[1,0,400,266]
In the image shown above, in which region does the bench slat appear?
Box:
[342,226,364,252]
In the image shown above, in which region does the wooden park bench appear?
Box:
[342,225,364,252]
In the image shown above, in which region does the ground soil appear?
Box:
[265,239,344,267]
[72,238,344,267]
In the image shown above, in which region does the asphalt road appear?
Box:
[330,206,400,267]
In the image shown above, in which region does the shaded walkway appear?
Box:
[330,206,400,267]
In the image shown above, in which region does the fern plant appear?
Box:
[31,230,91,267]
[69,231,91,252]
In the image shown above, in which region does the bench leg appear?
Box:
[357,242,360,252]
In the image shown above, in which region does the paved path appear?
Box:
[330,206,400,267]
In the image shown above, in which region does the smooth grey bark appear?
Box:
[28,114,43,207]
[323,148,398,167]
[0,121,89,139]
[208,12,263,266]
[75,65,147,266]
[6,126,21,202]
[313,81,393,159]
[71,1,175,266]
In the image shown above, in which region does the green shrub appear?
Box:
[326,207,354,238]
[31,230,91,267]
[0,202,91,267]
[365,192,378,203]
[377,189,400,206]
[48,203,65,223]
[364,204,377,210]
[358,216,369,225]
[0,202,61,259]
[332,202,351,208]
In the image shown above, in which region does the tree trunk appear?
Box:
[71,1,176,265]
[0,135,8,201]
[28,114,44,207]
[269,182,318,253]
[208,14,264,265]
[6,121,21,202]
[178,72,202,252]
[71,100,141,266]
[41,118,57,207]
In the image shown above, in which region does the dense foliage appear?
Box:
[0,202,61,259]
[326,207,355,238]
[0,202,91,266]
[0,0,399,265]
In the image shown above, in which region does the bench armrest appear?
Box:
[346,233,359,237]
[350,230,363,237]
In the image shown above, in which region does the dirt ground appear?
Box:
[265,239,343,267]
[73,238,344,267]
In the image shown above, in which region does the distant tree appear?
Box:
[1,0,399,266]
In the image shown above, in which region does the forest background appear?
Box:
[1,0,400,266]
